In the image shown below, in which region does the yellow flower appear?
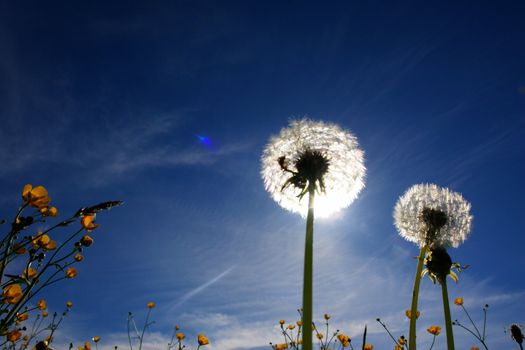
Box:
[42,311,49,317]
[40,207,58,217]
[274,344,288,350]
[16,313,29,322]
[147,302,155,309]
[80,235,94,247]
[37,299,47,310]
[66,268,77,279]
[316,333,324,340]
[31,233,57,251]
[427,325,441,336]
[363,344,373,350]
[324,313,331,320]
[279,319,286,325]
[80,342,91,350]
[470,347,480,350]
[296,320,303,327]
[197,334,209,346]
[287,324,295,330]
[3,284,23,304]
[24,267,38,280]
[92,336,100,343]
[454,297,464,306]
[22,184,50,209]
[75,254,84,262]
[13,244,27,255]
[6,330,22,343]
[337,334,350,347]
[66,301,73,308]
[398,335,406,345]
[81,214,99,232]
[395,346,403,350]
[405,309,420,319]
[176,333,185,340]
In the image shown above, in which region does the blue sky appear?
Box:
[0,1,524,349]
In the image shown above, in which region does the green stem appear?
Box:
[302,186,315,350]
[440,278,455,350]
[408,245,428,350]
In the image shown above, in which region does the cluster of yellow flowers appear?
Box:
[271,314,375,350]
[0,183,121,349]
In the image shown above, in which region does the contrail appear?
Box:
[174,266,235,308]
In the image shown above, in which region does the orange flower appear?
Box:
[13,244,27,255]
[75,254,84,262]
[42,311,49,317]
[81,214,99,232]
[6,330,22,343]
[279,319,285,325]
[316,333,324,340]
[37,299,47,310]
[454,297,464,306]
[176,333,185,341]
[66,301,73,308]
[395,346,403,350]
[24,267,38,280]
[92,336,101,343]
[147,302,155,309]
[16,313,29,322]
[78,342,92,350]
[66,268,77,279]
[363,344,373,350]
[398,336,406,345]
[405,309,420,319]
[471,347,480,350]
[274,344,288,350]
[296,320,302,326]
[287,324,295,330]
[3,284,23,304]
[31,233,57,251]
[175,325,180,330]
[22,184,50,209]
[80,235,94,247]
[427,325,441,336]
[197,334,209,346]
[40,207,58,217]
[337,334,350,347]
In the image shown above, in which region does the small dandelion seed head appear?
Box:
[261,118,365,217]
[394,184,473,248]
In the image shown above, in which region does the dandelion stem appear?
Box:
[302,185,315,350]
[408,245,428,350]
[440,278,455,350]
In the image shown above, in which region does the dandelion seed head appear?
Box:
[394,184,473,248]
[261,119,366,217]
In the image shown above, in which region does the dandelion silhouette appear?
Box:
[262,119,365,350]
[394,183,473,350]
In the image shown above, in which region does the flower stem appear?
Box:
[408,245,428,350]
[302,185,315,350]
[440,278,455,350]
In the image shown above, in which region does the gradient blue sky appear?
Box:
[1,1,524,349]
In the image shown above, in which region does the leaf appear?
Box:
[75,201,124,217]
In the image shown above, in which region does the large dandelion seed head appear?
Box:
[394,184,473,248]
[261,119,366,218]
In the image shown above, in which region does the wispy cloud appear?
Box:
[172,266,235,310]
